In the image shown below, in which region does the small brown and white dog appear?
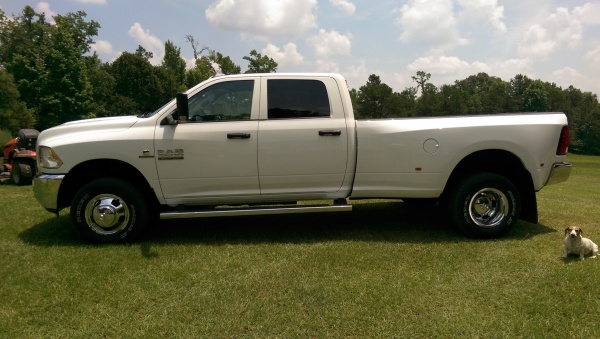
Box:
[562,226,598,260]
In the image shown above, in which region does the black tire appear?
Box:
[71,178,148,243]
[11,161,33,186]
[448,172,520,238]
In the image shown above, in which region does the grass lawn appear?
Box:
[1,154,599,337]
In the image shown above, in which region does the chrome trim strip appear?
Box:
[546,162,572,186]
[160,204,352,220]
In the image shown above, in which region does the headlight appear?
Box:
[38,146,63,169]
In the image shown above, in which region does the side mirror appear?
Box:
[176,92,189,122]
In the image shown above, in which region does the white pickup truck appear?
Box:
[33,73,572,242]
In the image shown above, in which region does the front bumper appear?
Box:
[545,162,572,186]
[33,174,65,213]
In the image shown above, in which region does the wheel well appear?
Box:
[57,159,158,210]
[444,149,538,223]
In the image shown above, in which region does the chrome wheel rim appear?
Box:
[468,188,508,228]
[84,194,130,235]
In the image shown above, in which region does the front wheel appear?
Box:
[71,178,148,243]
[448,172,521,238]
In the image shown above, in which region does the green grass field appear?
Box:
[1,154,599,337]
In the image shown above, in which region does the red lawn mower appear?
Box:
[2,129,39,186]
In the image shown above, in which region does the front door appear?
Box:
[155,78,260,205]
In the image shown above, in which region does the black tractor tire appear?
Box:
[11,161,33,186]
[71,178,149,243]
[448,172,521,239]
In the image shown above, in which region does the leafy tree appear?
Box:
[523,80,548,112]
[185,56,216,88]
[453,73,510,114]
[397,87,418,117]
[210,51,241,75]
[411,71,431,96]
[182,35,215,87]
[185,34,209,61]
[0,69,35,133]
[544,82,568,112]
[0,7,50,111]
[348,88,359,113]
[162,40,187,97]
[243,49,277,73]
[356,74,393,118]
[84,53,121,117]
[575,105,600,154]
[135,45,153,61]
[0,6,99,129]
[110,52,165,113]
[37,12,97,128]
[562,86,600,154]
[509,74,532,112]
[438,84,464,116]
[416,83,440,116]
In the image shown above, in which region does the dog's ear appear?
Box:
[578,228,583,236]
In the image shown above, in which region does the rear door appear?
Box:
[257,77,349,196]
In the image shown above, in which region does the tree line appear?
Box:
[353,72,600,154]
[1,6,599,154]
[0,6,277,133]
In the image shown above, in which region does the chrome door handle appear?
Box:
[318,130,342,136]
[227,133,251,139]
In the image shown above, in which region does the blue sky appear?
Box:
[1,0,599,96]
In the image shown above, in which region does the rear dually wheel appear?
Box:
[448,172,521,238]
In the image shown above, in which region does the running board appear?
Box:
[160,204,353,220]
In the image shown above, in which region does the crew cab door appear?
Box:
[257,77,349,195]
[155,78,260,205]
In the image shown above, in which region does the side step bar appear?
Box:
[160,204,353,220]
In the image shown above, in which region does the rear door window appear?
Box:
[267,79,331,119]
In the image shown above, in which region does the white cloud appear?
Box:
[457,0,507,34]
[518,24,556,59]
[573,2,600,26]
[345,60,367,79]
[408,55,474,76]
[406,55,533,86]
[491,58,534,79]
[551,67,583,81]
[551,66,600,95]
[343,60,368,89]
[184,57,196,70]
[584,45,600,68]
[91,40,119,60]
[127,22,164,65]
[396,0,468,51]
[262,43,304,67]
[550,67,591,92]
[547,8,582,48]
[329,0,356,15]
[314,60,339,73]
[307,29,352,58]
[35,2,57,24]
[205,0,318,40]
[517,4,599,59]
[75,0,107,4]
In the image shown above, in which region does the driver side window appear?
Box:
[188,80,254,122]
